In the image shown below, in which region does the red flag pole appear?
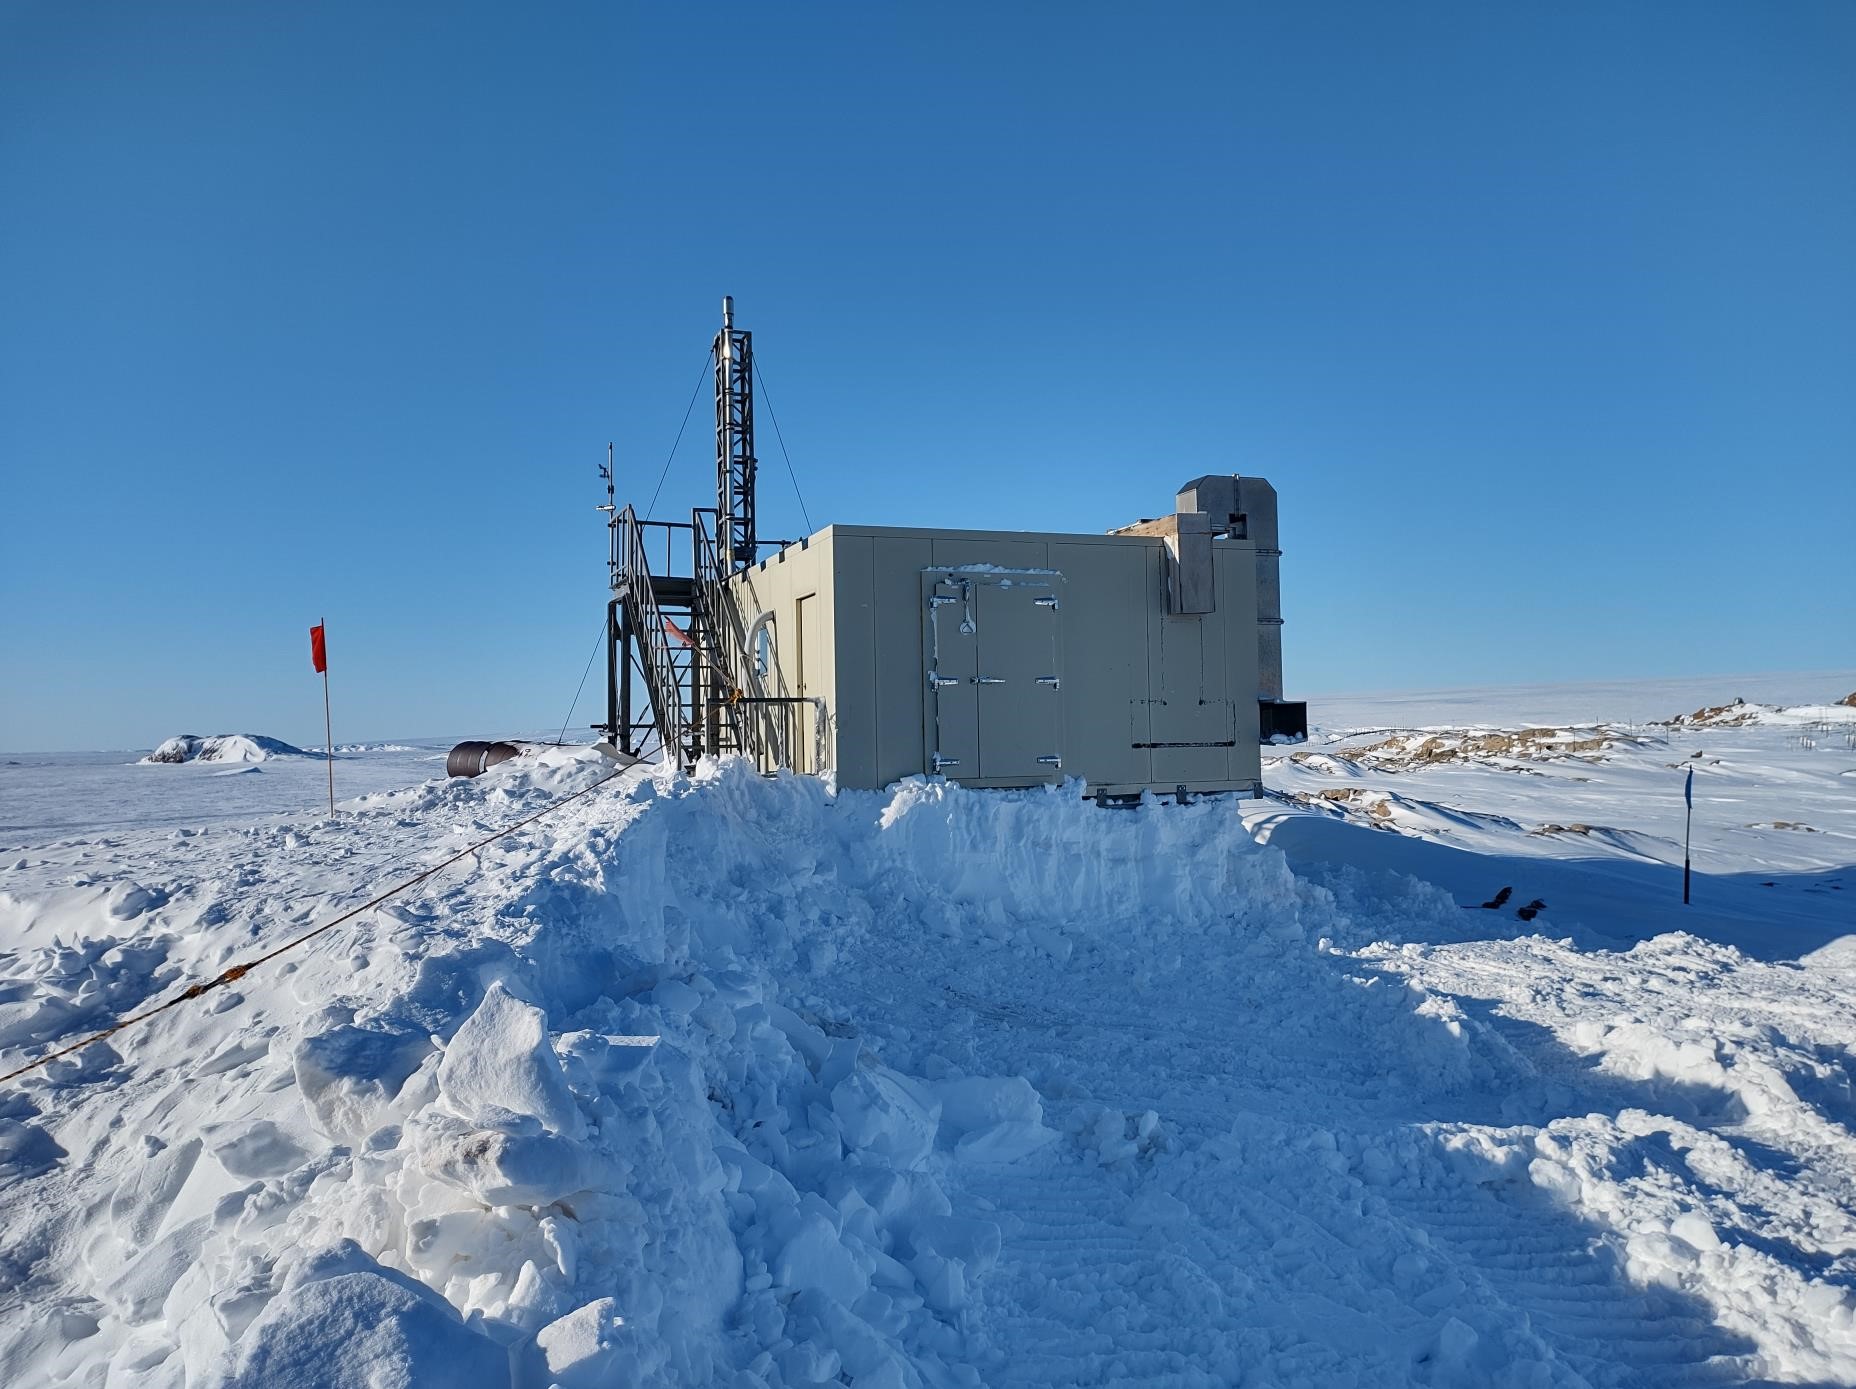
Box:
[319,619,334,817]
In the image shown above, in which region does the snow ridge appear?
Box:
[0,754,1852,1385]
[141,734,313,765]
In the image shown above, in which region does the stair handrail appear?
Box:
[615,505,689,768]
[690,509,757,760]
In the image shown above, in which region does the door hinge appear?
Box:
[928,673,959,688]
[1036,755,1063,767]
[1035,675,1061,688]
[1034,596,1060,608]
[929,595,958,608]
[971,676,1005,685]
[931,754,961,771]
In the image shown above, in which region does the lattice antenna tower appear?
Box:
[714,295,757,572]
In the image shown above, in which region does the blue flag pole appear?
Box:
[1683,766,1693,905]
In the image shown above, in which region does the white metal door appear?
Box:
[923,572,1063,782]
[974,581,1063,780]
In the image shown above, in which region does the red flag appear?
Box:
[310,623,328,674]
[663,617,692,649]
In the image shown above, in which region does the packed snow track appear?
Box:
[0,738,1852,1387]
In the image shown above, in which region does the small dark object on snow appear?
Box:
[1480,886,1513,910]
[1516,899,1547,921]
[447,741,524,778]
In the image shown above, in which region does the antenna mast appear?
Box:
[598,442,617,589]
[714,295,757,572]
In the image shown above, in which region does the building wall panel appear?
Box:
[723,524,1266,796]
[927,536,1051,571]
[828,534,879,788]
[724,534,839,774]
[1218,541,1264,789]
[1048,539,1150,790]
[870,535,935,785]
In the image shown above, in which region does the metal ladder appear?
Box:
[611,505,748,772]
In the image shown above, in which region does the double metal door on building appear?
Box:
[923,571,1064,782]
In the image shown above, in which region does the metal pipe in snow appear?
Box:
[1683,765,1694,905]
[446,741,526,778]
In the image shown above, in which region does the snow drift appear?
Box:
[141,734,314,765]
[1662,698,1856,728]
[1,750,1852,1386]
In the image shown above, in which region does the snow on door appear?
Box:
[924,571,1064,782]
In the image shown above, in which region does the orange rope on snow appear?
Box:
[0,766,629,1089]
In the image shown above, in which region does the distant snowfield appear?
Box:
[0,744,451,841]
[1307,667,1856,732]
[0,673,1852,1387]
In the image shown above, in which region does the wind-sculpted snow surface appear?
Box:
[0,752,1852,1386]
[142,734,314,764]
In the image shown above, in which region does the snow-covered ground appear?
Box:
[0,745,450,842]
[1,673,1852,1387]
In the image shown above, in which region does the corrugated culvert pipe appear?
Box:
[446,741,525,778]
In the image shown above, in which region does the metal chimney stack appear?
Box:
[1175,474,1284,702]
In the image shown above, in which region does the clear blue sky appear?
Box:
[3,2,1852,751]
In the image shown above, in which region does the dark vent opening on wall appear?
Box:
[1259,699,1308,743]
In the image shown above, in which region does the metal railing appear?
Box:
[693,511,835,774]
[690,509,749,760]
[736,695,829,776]
[614,506,690,765]
[614,504,831,777]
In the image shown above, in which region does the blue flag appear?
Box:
[1684,766,1693,809]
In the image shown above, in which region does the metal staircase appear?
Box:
[605,505,746,770]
